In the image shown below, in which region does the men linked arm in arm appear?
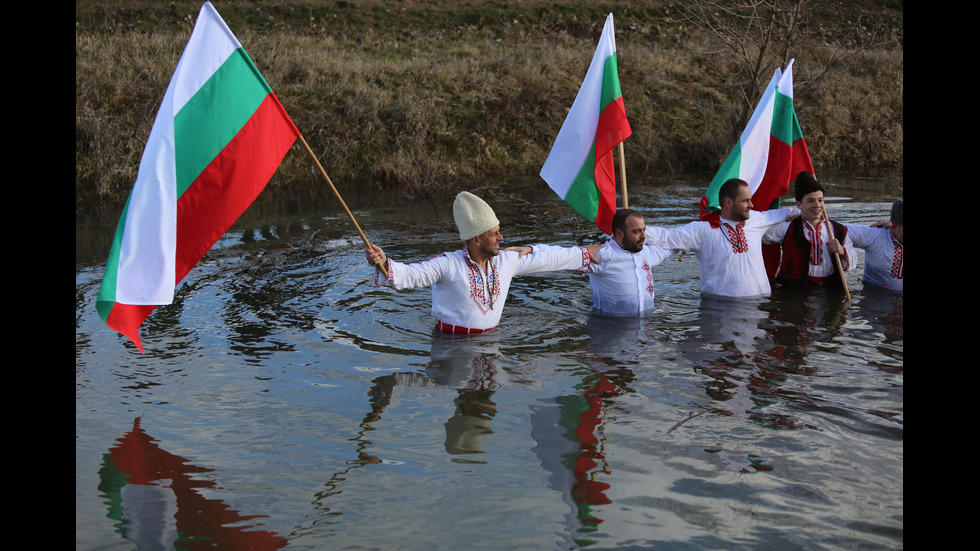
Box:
[643,178,799,299]
[364,191,600,333]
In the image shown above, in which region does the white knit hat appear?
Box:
[453,191,499,241]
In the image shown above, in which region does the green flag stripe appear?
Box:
[600,52,623,108]
[174,48,272,197]
[705,144,744,207]
[770,90,802,145]
[95,196,133,315]
[563,141,601,220]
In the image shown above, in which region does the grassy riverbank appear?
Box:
[76,0,903,207]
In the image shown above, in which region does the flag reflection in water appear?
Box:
[532,367,625,545]
[98,417,286,550]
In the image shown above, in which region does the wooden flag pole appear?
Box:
[298,135,389,279]
[821,203,850,301]
[618,142,629,209]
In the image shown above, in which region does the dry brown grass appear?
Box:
[76,1,902,207]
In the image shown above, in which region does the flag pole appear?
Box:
[618,142,629,209]
[821,203,850,300]
[297,135,389,279]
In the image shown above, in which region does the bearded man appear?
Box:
[644,178,800,299]
[844,199,903,292]
[584,209,675,316]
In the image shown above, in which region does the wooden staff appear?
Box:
[298,135,389,279]
[618,142,629,209]
[821,203,850,300]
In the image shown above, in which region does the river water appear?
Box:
[75,173,902,550]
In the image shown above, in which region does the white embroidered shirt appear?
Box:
[587,238,674,316]
[374,245,592,330]
[644,208,798,298]
[844,224,903,292]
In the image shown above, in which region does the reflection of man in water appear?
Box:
[587,209,675,317]
[645,178,799,299]
[685,296,816,430]
[359,334,507,460]
[366,191,600,333]
[428,334,504,458]
[845,199,903,292]
[763,172,856,289]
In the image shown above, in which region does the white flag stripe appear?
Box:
[115,2,237,305]
[172,2,240,114]
[116,76,178,305]
[738,67,781,193]
[738,59,796,194]
[778,58,796,100]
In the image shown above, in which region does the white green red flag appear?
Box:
[540,13,631,235]
[699,59,813,223]
[96,2,300,353]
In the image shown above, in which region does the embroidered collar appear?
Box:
[804,220,823,265]
[462,247,500,314]
[720,218,748,253]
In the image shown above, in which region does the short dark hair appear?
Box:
[718,178,748,205]
[890,200,903,225]
[612,209,643,235]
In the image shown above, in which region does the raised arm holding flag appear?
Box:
[97,2,379,353]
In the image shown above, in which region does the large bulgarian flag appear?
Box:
[96,2,300,353]
[540,13,631,236]
[699,58,813,223]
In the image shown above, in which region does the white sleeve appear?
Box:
[374,254,453,290]
[757,207,799,228]
[648,244,675,266]
[840,234,858,272]
[763,221,790,244]
[844,224,878,249]
[645,221,704,252]
[513,244,591,274]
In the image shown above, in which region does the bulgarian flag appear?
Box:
[96,2,300,353]
[540,13,632,235]
[699,58,813,223]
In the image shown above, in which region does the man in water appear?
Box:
[586,208,675,316]
[366,191,601,334]
[762,171,856,289]
[844,199,903,292]
[643,178,800,299]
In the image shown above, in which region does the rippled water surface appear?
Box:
[76,174,902,550]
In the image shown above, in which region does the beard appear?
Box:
[730,209,750,222]
[622,239,643,253]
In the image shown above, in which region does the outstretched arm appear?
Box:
[507,243,601,263]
